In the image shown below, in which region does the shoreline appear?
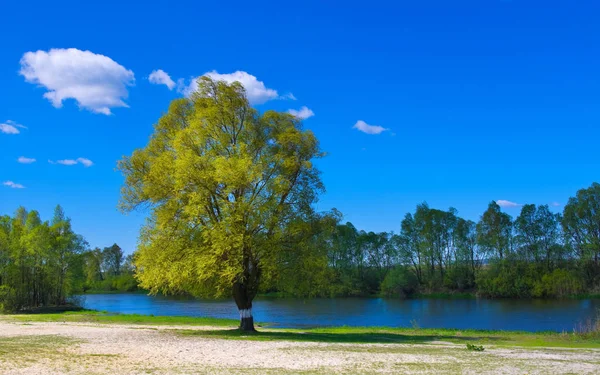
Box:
[77,290,600,301]
[2,311,599,348]
[1,312,599,374]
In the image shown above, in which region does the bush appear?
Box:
[476,260,536,298]
[381,267,419,298]
[533,269,583,298]
[0,285,18,312]
[466,343,484,351]
[112,274,138,292]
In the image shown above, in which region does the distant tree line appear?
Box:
[2,182,599,312]
[80,243,137,293]
[264,182,600,299]
[0,205,136,312]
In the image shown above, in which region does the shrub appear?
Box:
[381,266,419,298]
[112,274,138,292]
[0,285,18,313]
[533,269,583,298]
[476,260,536,298]
[466,343,484,351]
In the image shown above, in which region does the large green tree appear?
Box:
[119,77,328,331]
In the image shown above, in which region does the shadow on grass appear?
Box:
[177,328,504,345]
[16,305,87,314]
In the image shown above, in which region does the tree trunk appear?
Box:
[233,281,256,332]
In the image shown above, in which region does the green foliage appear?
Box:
[118,76,332,325]
[0,285,17,312]
[381,266,419,298]
[533,269,583,298]
[466,343,485,351]
[111,273,138,292]
[477,202,513,260]
[476,261,537,298]
[0,206,87,312]
[79,246,138,293]
[562,183,600,286]
[284,183,600,299]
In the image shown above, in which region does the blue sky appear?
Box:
[1,0,599,254]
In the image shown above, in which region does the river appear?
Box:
[78,293,599,332]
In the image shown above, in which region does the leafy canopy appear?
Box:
[118,77,327,298]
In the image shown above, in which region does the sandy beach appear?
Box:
[1,320,599,374]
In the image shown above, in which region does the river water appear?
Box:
[79,293,599,332]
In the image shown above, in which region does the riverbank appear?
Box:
[80,289,600,300]
[1,312,599,374]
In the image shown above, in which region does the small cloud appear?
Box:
[1,120,27,134]
[281,93,297,100]
[3,181,25,189]
[149,69,176,90]
[19,48,134,115]
[182,71,284,105]
[353,120,388,135]
[57,159,78,166]
[496,200,521,208]
[550,202,561,207]
[288,106,315,120]
[76,157,94,167]
[17,156,36,164]
[50,157,94,167]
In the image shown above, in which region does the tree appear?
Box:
[454,218,479,288]
[476,202,513,260]
[84,248,104,286]
[50,205,87,303]
[399,213,424,284]
[102,243,124,276]
[562,182,600,287]
[562,183,600,264]
[515,204,561,269]
[0,206,88,311]
[118,77,328,331]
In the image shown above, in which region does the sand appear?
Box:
[1,321,599,374]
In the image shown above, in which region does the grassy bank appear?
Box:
[2,310,237,327]
[2,311,599,349]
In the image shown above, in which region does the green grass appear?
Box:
[2,310,238,326]
[0,334,79,359]
[2,310,599,349]
[173,325,600,348]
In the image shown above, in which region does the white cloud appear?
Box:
[353,120,388,135]
[288,106,315,120]
[17,156,36,164]
[550,202,561,207]
[57,159,78,166]
[496,200,521,208]
[1,120,27,134]
[183,71,283,105]
[76,157,94,167]
[19,48,134,115]
[281,93,297,100]
[3,181,25,189]
[50,157,94,167]
[149,69,175,90]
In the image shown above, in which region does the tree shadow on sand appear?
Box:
[177,328,504,345]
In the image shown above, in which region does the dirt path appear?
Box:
[1,321,599,374]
